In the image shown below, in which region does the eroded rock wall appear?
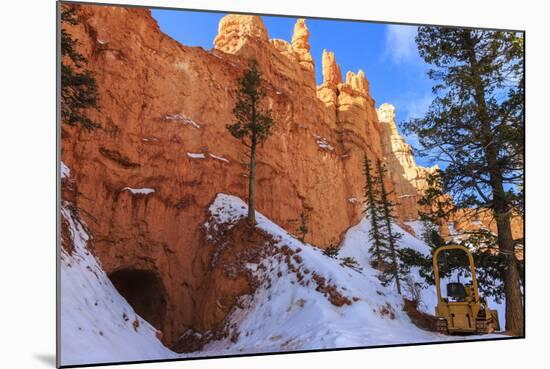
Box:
[61,5,398,344]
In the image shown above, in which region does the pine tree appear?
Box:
[227,61,274,226]
[61,5,100,130]
[375,159,404,295]
[417,173,523,303]
[421,218,446,251]
[403,28,524,334]
[362,153,384,266]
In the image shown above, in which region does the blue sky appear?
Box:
[151,9,435,166]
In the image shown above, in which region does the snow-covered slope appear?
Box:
[198,194,501,355]
[60,203,176,366]
[340,217,439,315]
[60,193,504,365]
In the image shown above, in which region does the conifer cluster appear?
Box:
[61,5,100,130]
[362,153,406,295]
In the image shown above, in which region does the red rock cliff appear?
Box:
[60,5,455,345]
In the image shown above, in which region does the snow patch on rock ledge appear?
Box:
[313,134,335,151]
[187,152,206,159]
[60,161,70,179]
[122,187,155,195]
[209,153,229,163]
[164,114,201,128]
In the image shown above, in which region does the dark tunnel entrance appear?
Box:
[109,268,167,331]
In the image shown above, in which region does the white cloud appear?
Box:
[384,24,419,64]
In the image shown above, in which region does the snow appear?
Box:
[339,216,436,313]
[198,194,505,355]
[122,187,155,195]
[187,152,206,159]
[61,194,507,364]
[60,161,70,179]
[209,153,229,163]
[348,197,359,204]
[405,220,426,239]
[313,134,335,151]
[164,114,201,128]
[60,203,176,366]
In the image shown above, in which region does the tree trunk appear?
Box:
[498,215,524,335]
[484,131,524,334]
[247,136,257,226]
[465,31,524,335]
[377,162,401,295]
[365,158,382,264]
[486,121,524,335]
[492,188,524,335]
[383,203,401,294]
[388,234,402,295]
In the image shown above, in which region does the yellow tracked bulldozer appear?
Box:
[433,245,500,335]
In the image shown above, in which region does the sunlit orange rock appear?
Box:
[377,103,438,221]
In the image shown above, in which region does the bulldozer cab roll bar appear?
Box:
[433,245,479,304]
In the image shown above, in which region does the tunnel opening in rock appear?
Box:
[109,268,167,331]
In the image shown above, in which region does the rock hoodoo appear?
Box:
[377,103,438,221]
[214,15,269,57]
[321,50,342,87]
[291,19,315,73]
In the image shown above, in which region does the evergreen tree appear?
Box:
[416,173,523,302]
[417,170,454,222]
[464,229,523,303]
[403,28,524,334]
[401,229,523,306]
[421,218,446,251]
[227,61,274,226]
[61,5,100,130]
[375,159,404,295]
[362,153,384,266]
[399,247,433,285]
[400,217,446,286]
